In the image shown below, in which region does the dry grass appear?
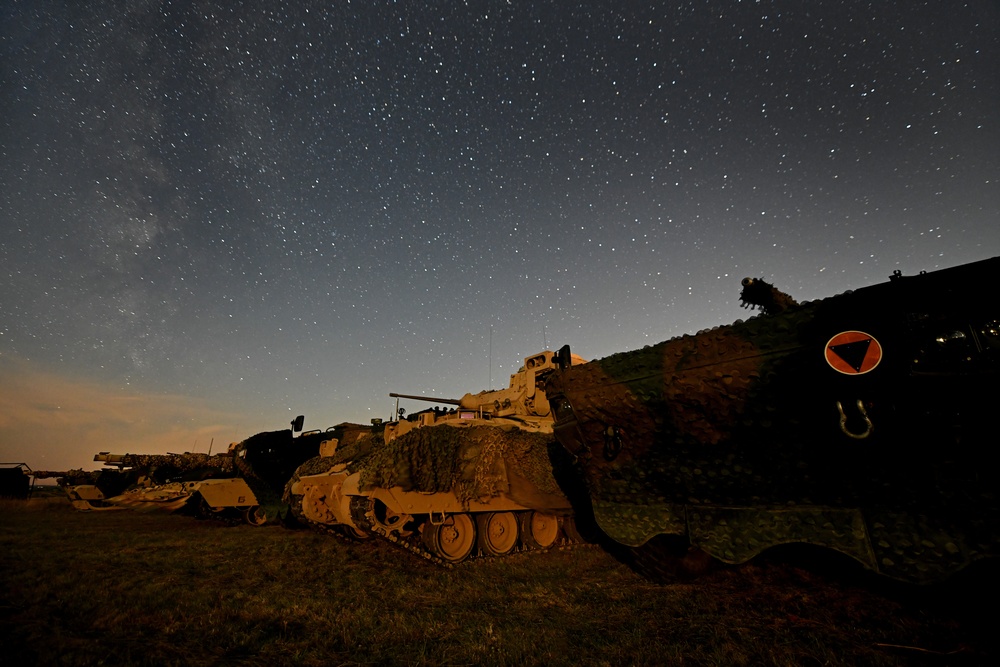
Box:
[1,494,996,666]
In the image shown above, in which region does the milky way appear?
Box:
[1,1,998,468]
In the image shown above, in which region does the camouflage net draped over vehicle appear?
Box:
[46,469,103,486]
[347,425,564,508]
[110,453,237,481]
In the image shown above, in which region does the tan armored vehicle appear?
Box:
[285,350,589,563]
[52,423,329,523]
[56,451,240,513]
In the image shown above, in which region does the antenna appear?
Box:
[489,325,493,389]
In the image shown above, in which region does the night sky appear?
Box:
[2,1,998,471]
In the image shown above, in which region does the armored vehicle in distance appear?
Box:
[59,422,328,523]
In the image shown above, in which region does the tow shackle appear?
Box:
[836,399,873,440]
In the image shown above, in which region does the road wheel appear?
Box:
[423,514,477,563]
[519,511,560,549]
[477,511,519,556]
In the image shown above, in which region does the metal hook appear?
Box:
[836,400,873,439]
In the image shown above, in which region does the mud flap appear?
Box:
[195,478,259,508]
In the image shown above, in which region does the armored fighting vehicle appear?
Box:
[51,452,235,511]
[544,257,1000,584]
[285,350,590,563]
[60,424,327,523]
[42,452,236,512]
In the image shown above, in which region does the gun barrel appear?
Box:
[28,470,66,479]
[389,392,463,406]
[94,453,128,463]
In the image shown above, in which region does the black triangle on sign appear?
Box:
[829,339,872,372]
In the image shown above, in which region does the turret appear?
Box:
[389,350,587,429]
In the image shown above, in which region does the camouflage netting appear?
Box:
[330,429,382,468]
[47,469,103,486]
[111,453,236,482]
[292,455,348,480]
[352,425,565,507]
[545,257,1000,583]
[282,429,384,507]
[738,277,799,315]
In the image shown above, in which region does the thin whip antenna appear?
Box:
[489,325,493,389]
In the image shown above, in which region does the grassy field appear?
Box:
[1,494,996,666]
